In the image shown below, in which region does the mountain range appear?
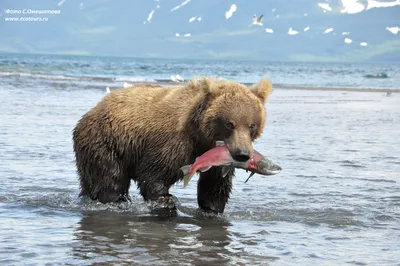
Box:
[0,0,399,62]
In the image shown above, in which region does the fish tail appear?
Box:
[180,165,193,188]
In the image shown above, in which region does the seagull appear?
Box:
[386,26,399,35]
[252,14,264,26]
[318,3,332,11]
[360,42,368,46]
[225,4,237,20]
[58,0,67,7]
[265,28,274,33]
[304,26,310,32]
[123,82,132,88]
[171,75,184,82]
[175,75,184,82]
[288,27,299,35]
[171,75,178,82]
[147,10,155,23]
[323,28,334,34]
[344,38,353,44]
[106,87,111,94]
[386,92,392,97]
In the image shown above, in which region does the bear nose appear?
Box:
[232,149,251,162]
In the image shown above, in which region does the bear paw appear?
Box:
[148,194,178,217]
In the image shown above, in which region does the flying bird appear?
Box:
[252,14,264,26]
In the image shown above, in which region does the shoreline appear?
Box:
[272,84,398,93]
[148,81,399,93]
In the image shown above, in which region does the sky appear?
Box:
[0,0,399,61]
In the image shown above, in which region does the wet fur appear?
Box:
[72,78,272,213]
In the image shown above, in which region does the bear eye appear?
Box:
[225,122,235,130]
[250,124,256,129]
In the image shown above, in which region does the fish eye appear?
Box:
[225,122,235,130]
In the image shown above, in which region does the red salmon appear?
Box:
[180,141,281,187]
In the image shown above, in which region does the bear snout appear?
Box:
[231,148,251,162]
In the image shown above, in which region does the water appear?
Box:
[1,53,400,90]
[1,54,399,265]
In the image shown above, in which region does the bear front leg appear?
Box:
[197,167,234,214]
[136,172,178,217]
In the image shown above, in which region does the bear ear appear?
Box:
[250,78,273,103]
[198,77,213,95]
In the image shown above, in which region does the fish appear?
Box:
[244,153,282,183]
[180,141,281,187]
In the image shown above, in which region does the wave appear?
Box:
[0,71,81,81]
[115,76,156,83]
[0,71,125,83]
[364,73,389,79]
[1,70,399,93]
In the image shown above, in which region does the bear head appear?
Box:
[197,77,273,162]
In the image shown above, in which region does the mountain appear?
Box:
[0,0,399,62]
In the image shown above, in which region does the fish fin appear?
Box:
[180,165,196,188]
[221,166,231,178]
[198,166,211,172]
[215,141,225,147]
[180,165,191,175]
[183,172,195,188]
[244,172,255,183]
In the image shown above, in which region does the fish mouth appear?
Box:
[244,162,282,183]
[263,164,282,175]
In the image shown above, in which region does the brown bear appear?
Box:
[72,77,272,216]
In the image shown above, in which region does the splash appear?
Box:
[360,42,368,46]
[184,33,191,37]
[225,4,237,19]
